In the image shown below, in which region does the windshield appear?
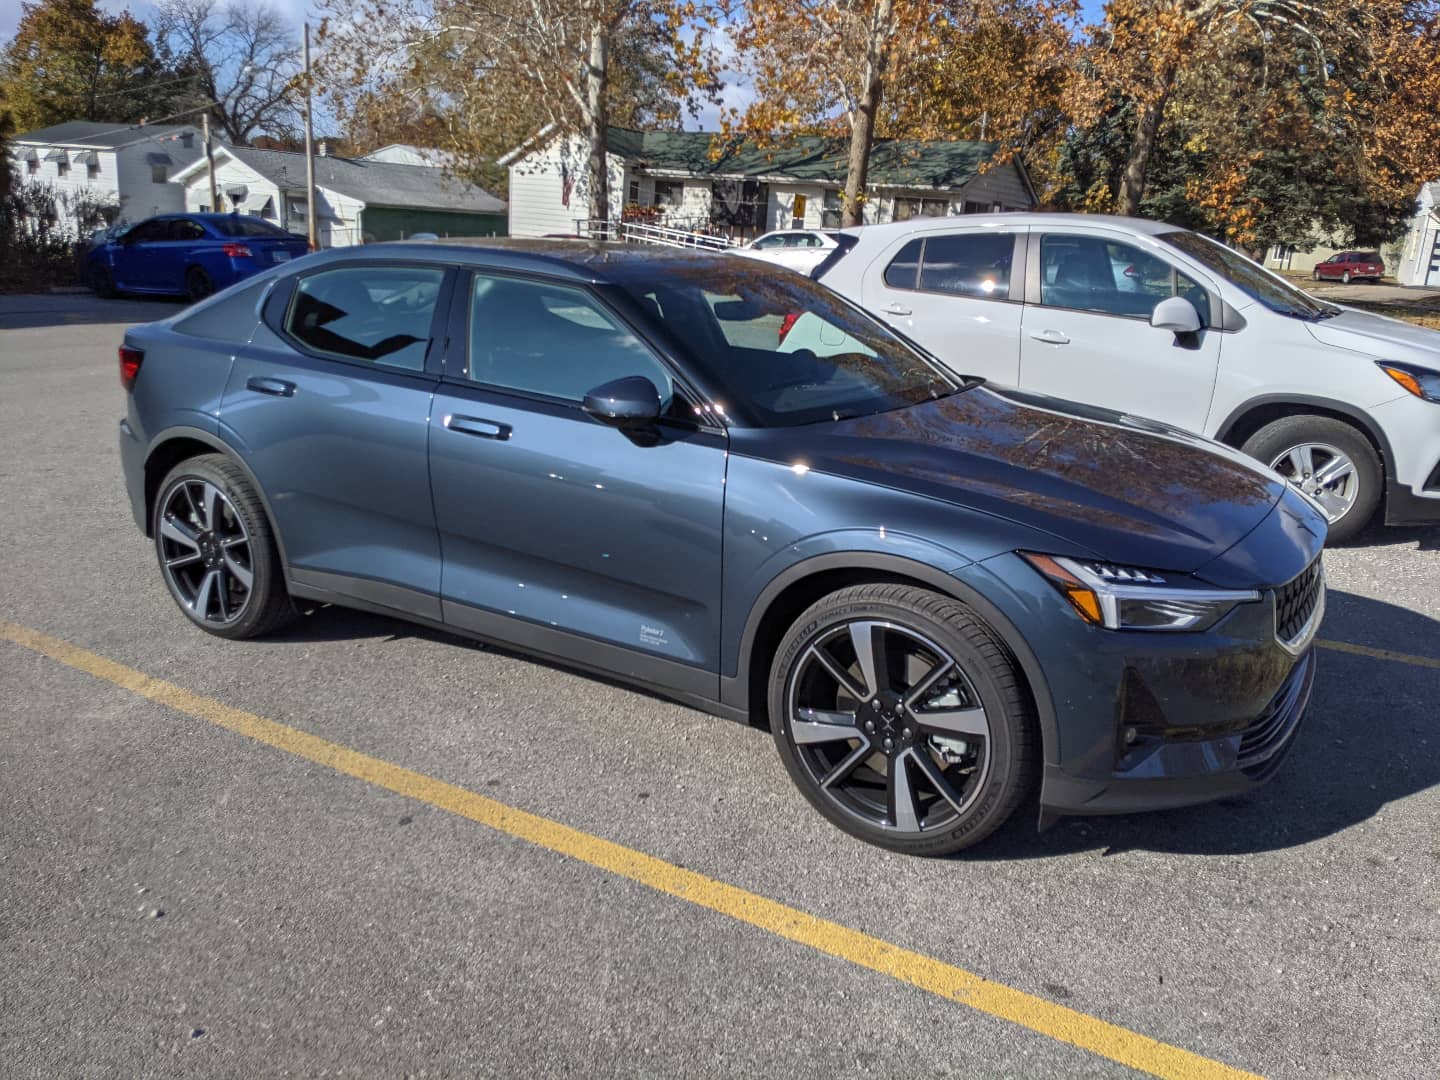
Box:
[613,262,962,426]
[1160,230,1338,320]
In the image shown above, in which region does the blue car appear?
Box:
[89,213,311,302]
[116,242,1326,855]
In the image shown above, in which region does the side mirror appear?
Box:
[582,375,661,426]
[1151,296,1202,335]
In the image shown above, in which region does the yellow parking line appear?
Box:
[0,616,1258,1080]
[1318,639,1440,670]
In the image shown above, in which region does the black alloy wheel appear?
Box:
[185,265,214,302]
[770,584,1036,855]
[154,455,294,638]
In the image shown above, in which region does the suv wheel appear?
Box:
[769,583,1036,855]
[1312,269,1321,282]
[1242,416,1381,543]
[1341,270,1352,284]
[153,454,295,638]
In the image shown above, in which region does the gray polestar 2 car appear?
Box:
[117,240,1326,855]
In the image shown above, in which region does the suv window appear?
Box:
[286,265,443,370]
[883,238,923,289]
[918,233,1014,297]
[1039,234,1210,324]
[466,274,673,403]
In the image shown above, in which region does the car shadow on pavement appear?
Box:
[979,587,1440,860]
[1340,520,1440,552]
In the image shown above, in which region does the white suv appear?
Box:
[814,213,1440,541]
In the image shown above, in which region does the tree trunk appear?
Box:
[842,0,894,228]
[1116,80,1172,217]
[584,22,610,226]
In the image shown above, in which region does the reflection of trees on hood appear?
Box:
[835,389,1276,525]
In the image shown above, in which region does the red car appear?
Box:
[1313,250,1384,284]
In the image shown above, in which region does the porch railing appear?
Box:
[575,218,742,251]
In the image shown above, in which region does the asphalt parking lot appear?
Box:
[2,293,1438,1079]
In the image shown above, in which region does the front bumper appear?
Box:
[960,537,1322,822]
[1370,394,1440,525]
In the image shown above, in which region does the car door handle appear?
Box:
[445,414,511,440]
[883,303,912,316]
[245,376,296,397]
[1029,329,1071,345]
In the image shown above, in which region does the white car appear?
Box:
[815,213,1440,541]
[734,229,841,274]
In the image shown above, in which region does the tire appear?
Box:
[93,266,116,299]
[153,454,295,639]
[1241,415,1382,544]
[184,265,214,302]
[1312,269,1321,282]
[769,583,1037,856]
[1341,270,1351,284]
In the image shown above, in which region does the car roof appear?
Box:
[838,212,1183,239]
[299,237,742,285]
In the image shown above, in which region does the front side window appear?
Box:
[752,234,785,250]
[466,274,673,403]
[1039,234,1210,323]
[613,262,960,427]
[286,265,443,371]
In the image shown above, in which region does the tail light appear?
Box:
[119,346,143,390]
[778,312,801,344]
[222,242,253,258]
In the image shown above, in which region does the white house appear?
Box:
[8,120,204,233]
[501,126,1036,241]
[170,144,507,246]
[360,143,457,168]
[1396,183,1440,287]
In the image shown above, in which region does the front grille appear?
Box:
[1275,558,1324,649]
[1238,651,1314,778]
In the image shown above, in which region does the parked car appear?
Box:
[1312,251,1385,284]
[735,229,841,274]
[118,241,1326,856]
[815,214,1440,542]
[89,213,311,302]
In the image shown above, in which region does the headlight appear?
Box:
[1377,361,1440,403]
[1021,554,1260,632]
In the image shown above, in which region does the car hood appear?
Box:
[1305,307,1440,361]
[737,385,1286,572]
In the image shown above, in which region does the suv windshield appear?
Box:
[612,263,962,426]
[1160,230,1338,320]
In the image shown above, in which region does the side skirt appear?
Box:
[286,570,746,726]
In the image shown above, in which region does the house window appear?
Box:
[57,159,70,178]
[653,180,684,209]
[87,161,101,179]
[822,190,843,229]
[627,179,640,203]
[26,157,38,175]
[710,179,769,232]
[151,164,168,183]
[895,197,950,221]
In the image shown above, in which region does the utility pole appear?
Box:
[201,112,218,212]
[303,22,318,251]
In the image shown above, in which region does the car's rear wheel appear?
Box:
[185,265,214,302]
[769,583,1036,856]
[1242,415,1382,543]
[154,455,294,638]
[92,266,116,298]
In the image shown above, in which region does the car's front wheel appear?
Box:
[1312,269,1322,282]
[1242,415,1382,543]
[769,583,1036,855]
[153,455,294,638]
[92,265,116,298]
[1341,270,1352,284]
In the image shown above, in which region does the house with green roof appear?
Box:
[500,127,1036,241]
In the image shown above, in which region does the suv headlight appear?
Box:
[1377,361,1440,403]
[1021,554,1260,632]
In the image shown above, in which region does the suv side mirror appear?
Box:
[582,376,661,426]
[1151,296,1202,335]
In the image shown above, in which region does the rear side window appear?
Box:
[285,265,444,370]
[918,233,1013,297]
[212,216,290,238]
[465,274,673,402]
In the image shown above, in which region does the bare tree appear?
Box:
[157,0,303,145]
